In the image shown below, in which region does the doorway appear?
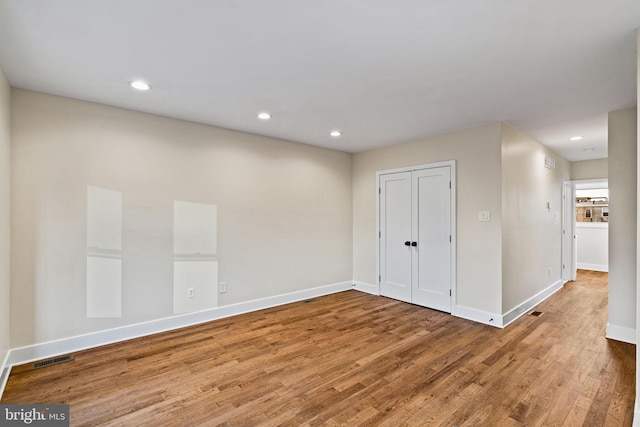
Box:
[574,180,609,273]
[561,179,609,282]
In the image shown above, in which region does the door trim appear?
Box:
[376,160,457,310]
[561,180,577,281]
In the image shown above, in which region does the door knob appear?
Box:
[411,242,417,246]
[404,241,411,246]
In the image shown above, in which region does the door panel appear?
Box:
[380,172,412,303]
[412,167,451,311]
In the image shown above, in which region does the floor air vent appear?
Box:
[303,298,317,303]
[33,354,74,369]
[530,311,544,317]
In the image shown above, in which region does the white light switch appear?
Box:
[478,211,491,222]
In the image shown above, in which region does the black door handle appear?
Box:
[404,241,411,246]
[411,242,417,246]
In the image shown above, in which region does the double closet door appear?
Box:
[379,164,453,312]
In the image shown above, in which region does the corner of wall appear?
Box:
[499,123,570,316]
[453,305,503,328]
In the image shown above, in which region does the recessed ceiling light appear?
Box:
[257,112,272,120]
[584,148,595,152]
[130,80,151,91]
[569,136,584,141]
[330,130,342,137]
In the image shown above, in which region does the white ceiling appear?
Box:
[0,1,638,161]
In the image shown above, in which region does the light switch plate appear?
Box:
[479,211,491,222]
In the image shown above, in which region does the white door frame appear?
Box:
[376,160,457,310]
[562,180,577,281]
[572,178,609,275]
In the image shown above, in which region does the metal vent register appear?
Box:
[33,354,74,369]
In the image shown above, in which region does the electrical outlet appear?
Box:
[187,288,195,299]
[219,282,227,294]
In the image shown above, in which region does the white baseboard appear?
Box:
[577,263,608,272]
[502,280,564,328]
[6,281,353,369]
[0,351,10,399]
[606,323,636,344]
[352,281,379,295]
[453,305,503,328]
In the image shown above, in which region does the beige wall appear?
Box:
[4,86,608,352]
[10,90,353,347]
[608,107,637,336]
[0,67,10,365]
[352,123,503,315]
[570,158,608,180]
[500,123,570,313]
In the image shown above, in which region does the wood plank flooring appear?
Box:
[2,270,635,426]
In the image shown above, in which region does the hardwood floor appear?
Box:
[2,270,635,426]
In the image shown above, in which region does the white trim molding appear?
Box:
[5,281,353,369]
[453,305,503,328]
[576,263,608,272]
[352,281,379,295]
[502,280,564,327]
[606,323,636,345]
[454,279,563,329]
[0,351,10,399]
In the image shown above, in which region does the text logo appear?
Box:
[0,405,69,426]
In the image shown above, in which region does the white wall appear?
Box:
[0,66,10,368]
[576,224,608,272]
[352,123,503,316]
[10,89,353,348]
[571,158,608,181]
[608,107,637,341]
[500,123,570,313]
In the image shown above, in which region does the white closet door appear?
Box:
[379,165,453,312]
[412,167,451,312]
[379,172,412,303]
